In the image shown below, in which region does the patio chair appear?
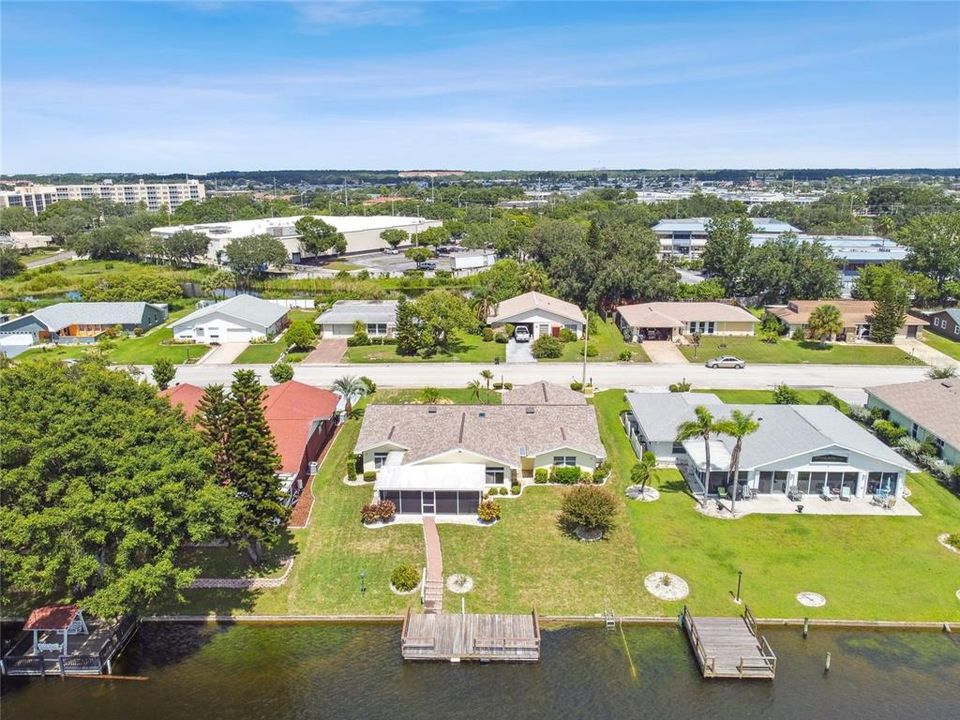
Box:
[885,497,898,510]
[840,486,852,502]
[820,486,833,501]
[717,486,728,500]
[787,486,802,502]
[871,493,885,506]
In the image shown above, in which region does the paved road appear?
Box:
[26,250,76,268]
[157,361,928,396]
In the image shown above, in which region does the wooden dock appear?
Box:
[1,616,139,677]
[401,608,541,662]
[681,606,776,679]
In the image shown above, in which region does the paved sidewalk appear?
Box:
[422,517,444,613]
[196,342,249,365]
[642,340,689,364]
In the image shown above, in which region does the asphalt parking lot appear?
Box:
[348,250,454,275]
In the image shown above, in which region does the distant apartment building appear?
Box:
[0,179,205,215]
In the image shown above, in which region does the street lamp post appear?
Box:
[735,569,743,604]
[360,569,366,597]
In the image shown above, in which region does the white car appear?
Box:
[514,326,531,343]
[706,355,746,369]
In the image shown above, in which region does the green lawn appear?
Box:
[680,336,923,365]
[345,330,506,364]
[174,388,960,621]
[19,326,210,365]
[921,332,960,362]
[693,388,849,413]
[235,342,286,364]
[374,387,502,405]
[545,319,650,363]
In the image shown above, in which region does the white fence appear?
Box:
[267,298,315,309]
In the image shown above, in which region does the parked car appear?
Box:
[706,355,746,369]
[382,248,399,255]
[514,326,531,343]
[419,261,437,270]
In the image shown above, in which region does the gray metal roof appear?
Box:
[625,392,913,471]
[654,217,800,234]
[315,300,398,326]
[1,302,157,332]
[173,294,287,329]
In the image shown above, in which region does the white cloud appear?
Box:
[292,1,424,29]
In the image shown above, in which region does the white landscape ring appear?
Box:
[644,572,689,601]
[797,591,827,608]
[446,574,475,594]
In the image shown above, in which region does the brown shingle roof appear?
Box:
[356,403,604,467]
[865,379,960,449]
[616,302,756,327]
[769,300,927,327]
[489,291,586,325]
[501,381,586,405]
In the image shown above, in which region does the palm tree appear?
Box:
[675,405,720,507]
[630,451,657,492]
[467,379,482,401]
[714,410,760,515]
[332,375,367,402]
[807,304,844,345]
[480,369,494,394]
[472,286,497,324]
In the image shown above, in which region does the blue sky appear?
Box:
[2,1,958,173]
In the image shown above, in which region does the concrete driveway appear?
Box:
[196,342,249,365]
[506,339,536,364]
[642,341,688,364]
[303,339,348,363]
[894,337,957,368]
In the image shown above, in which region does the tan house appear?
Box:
[615,302,757,341]
[767,300,927,341]
[488,291,586,340]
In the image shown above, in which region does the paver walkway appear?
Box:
[303,339,348,363]
[643,340,689,364]
[422,517,444,613]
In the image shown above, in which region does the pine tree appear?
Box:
[225,370,288,564]
[197,384,232,486]
[870,271,909,344]
[395,296,419,356]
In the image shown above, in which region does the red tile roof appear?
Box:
[161,381,339,476]
[24,604,81,631]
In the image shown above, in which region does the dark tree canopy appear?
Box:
[0,360,237,617]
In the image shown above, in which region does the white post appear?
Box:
[582,318,589,388]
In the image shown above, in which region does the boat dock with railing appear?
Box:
[681,605,777,679]
[401,608,541,662]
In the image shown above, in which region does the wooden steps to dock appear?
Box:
[423,580,444,614]
[401,608,541,662]
[681,605,777,679]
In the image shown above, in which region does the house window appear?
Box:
[811,454,849,463]
[485,467,505,485]
[538,324,550,336]
[553,456,577,467]
[672,442,685,454]
[867,472,898,494]
[366,323,387,335]
[910,423,922,440]
[373,452,389,469]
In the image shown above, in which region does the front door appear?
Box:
[421,491,435,515]
[906,325,917,338]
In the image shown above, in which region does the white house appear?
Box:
[622,391,915,499]
[315,300,398,338]
[355,388,604,518]
[488,291,586,340]
[172,294,289,343]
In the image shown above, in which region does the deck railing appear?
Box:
[681,606,716,675]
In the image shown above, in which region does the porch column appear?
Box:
[895,473,904,498]
[855,472,866,498]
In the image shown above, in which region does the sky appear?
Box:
[1,1,958,173]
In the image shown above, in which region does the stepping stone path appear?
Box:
[644,572,689,601]
[797,591,827,608]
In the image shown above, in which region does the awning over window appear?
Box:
[375,464,486,492]
[682,439,732,471]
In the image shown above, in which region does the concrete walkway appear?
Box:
[894,337,957,369]
[642,340,689,364]
[422,517,444,613]
[196,342,249,365]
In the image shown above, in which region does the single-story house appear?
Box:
[501,381,586,406]
[355,398,605,517]
[767,299,927,341]
[0,231,54,250]
[162,380,341,498]
[315,300,398,338]
[488,291,586,340]
[916,308,960,341]
[622,391,915,499]
[615,301,757,341]
[864,378,960,466]
[172,294,288,343]
[0,302,167,345]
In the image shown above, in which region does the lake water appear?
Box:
[2,623,959,719]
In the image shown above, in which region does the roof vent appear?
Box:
[478,411,486,418]
[525,406,535,414]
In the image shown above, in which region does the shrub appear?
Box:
[482,327,494,342]
[669,379,692,393]
[791,328,805,341]
[504,323,515,337]
[947,533,960,550]
[346,457,358,482]
[896,436,923,459]
[585,343,598,358]
[347,332,370,347]
[873,419,906,445]
[391,564,420,591]
[618,349,632,361]
[360,504,378,524]
[817,391,842,409]
[360,375,377,394]
[849,404,873,425]
[869,406,890,421]
[376,500,396,521]
[477,499,502,522]
[535,468,549,484]
[570,381,583,391]
[581,471,593,483]
[270,361,294,383]
[151,358,175,390]
[494,332,508,343]
[550,465,582,484]
[559,328,577,343]
[363,470,377,482]
[593,461,610,484]
[492,382,513,390]
[285,320,317,351]
[510,485,521,495]
[773,383,801,404]
[133,326,145,337]
[532,335,563,359]
[559,485,618,535]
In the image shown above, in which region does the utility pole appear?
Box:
[581,319,589,387]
